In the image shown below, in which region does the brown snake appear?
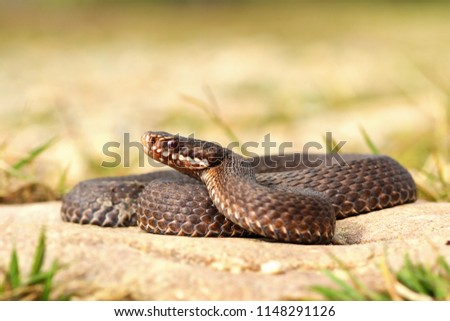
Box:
[61,131,417,244]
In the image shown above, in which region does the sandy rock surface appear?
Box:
[0,201,449,300]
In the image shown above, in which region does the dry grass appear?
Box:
[0,2,448,201]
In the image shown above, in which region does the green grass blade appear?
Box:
[429,274,448,300]
[310,285,353,301]
[26,272,52,286]
[367,291,391,301]
[57,294,72,301]
[29,229,46,277]
[359,126,380,155]
[41,261,59,301]
[397,255,429,295]
[310,253,450,301]
[1,230,71,300]
[418,256,450,300]
[414,264,441,297]
[322,270,366,300]
[329,253,374,298]
[12,137,57,171]
[8,248,21,289]
[437,255,450,277]
[0,269,5,292]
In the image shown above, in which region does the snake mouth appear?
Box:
[141,131,222,170]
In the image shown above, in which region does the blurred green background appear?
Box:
[0,0,448,201]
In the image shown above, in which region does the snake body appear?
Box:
[61,131,416,244]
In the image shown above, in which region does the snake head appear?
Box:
[141,131,225,174]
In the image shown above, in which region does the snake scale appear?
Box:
[61,131,417,244]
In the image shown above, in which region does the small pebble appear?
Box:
[260,260,282,274]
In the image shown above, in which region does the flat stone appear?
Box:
[0,201,449,300]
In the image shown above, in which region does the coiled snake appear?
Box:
[61,131,416,244]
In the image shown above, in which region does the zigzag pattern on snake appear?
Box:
[61,131,416,244]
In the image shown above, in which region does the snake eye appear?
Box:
[167,140,178,149]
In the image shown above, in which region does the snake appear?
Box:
[61,131,417,244]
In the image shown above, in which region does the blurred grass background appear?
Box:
[0,0,448,201]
